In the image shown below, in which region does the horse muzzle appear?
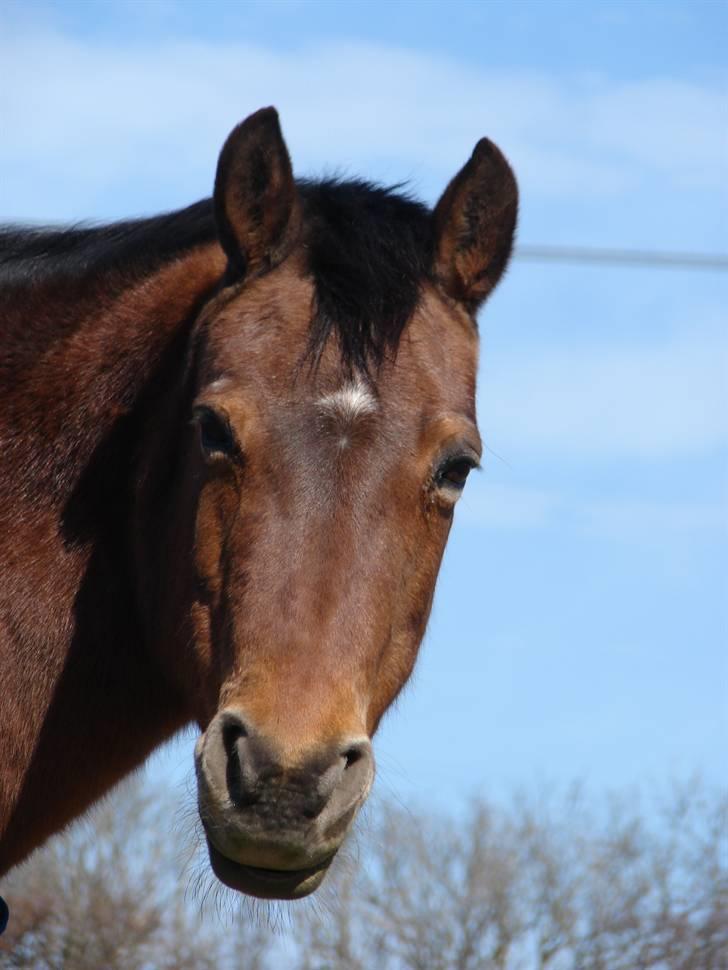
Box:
[194,709,374,899]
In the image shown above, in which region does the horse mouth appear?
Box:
[206,838,334,900]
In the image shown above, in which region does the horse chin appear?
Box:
[206,838,334,900]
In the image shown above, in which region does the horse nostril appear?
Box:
[342,740,369,769]
[209,712,374,824]
[222,715,248,759]
[344,748,360,768]
[220,714,259,808]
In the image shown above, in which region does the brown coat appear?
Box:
[0,108,517,899]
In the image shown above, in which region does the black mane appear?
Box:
[0,179,434,373]
[0,200,217,289]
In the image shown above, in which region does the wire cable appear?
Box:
[515,245,728,271]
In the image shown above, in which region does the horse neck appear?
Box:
[0,242,226,871]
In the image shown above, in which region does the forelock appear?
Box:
[299,179,434,376]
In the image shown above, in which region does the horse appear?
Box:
[0,108,517,900]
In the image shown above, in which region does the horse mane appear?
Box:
[0,179,434,374]
[0,200,217,289]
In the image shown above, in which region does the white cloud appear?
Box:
[459,480,728,539]
[578,497,728,539]
[0,26,725,221]
[459,482,558,530]
[480,324,728,460]
[586,78,728,188]
[1,24,725,467]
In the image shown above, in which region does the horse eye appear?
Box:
[193,406,235,457]
[437,457,477,491]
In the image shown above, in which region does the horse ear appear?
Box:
[214,107,301,280]
[433,138,518,314]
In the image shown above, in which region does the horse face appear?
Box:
[166,109,516,899]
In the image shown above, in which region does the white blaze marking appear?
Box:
[317,380,378,424]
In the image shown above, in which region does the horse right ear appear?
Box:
[214,107,302,281]
[433,138,518,315]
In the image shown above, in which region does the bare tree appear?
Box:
[295,780,727,970]
[2,776,724,969]
[0,777,277,969]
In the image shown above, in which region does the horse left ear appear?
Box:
[433,138,518,314]
[214,107,302,281]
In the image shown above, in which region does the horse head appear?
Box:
[138,108,517,899]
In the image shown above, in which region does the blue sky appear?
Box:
[2,0,725,812]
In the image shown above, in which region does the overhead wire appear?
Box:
[514,245,728,271]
